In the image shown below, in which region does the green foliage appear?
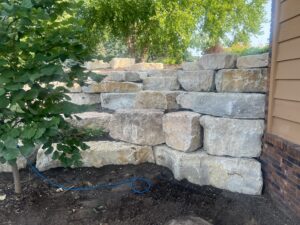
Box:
[0,0,96,167]
[224,43,269,55]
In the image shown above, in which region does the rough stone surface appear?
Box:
[166,217,212,225]
[66,93,101,105]
[237,53,269,68]
[36,141,154,171]
[215,69,267,93]
[85,60,110,70]
[154,145,263,195]
[128,63,164,71]
[200,116,264,157]
[83,81,142,93]
[109,109,165,146]
[135,91,181,110]
[143,77,180,91]
[100,93,136,110]
[198,53,237,70]
[182,62,204,71]
[178,70,215,91]
[0,158,27,173]
[104,71,147,82]
[163,112,202,152]
[177,92,265,119]
[147,69,179,77]
[110,58,135,69]
[67,112,112,132]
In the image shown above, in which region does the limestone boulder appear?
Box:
[36,141,154,171]
[215,69,267,93]
[200,116,264,157]
[143,77,180,91]
[178,70,215,91]
[100,93,136,110]
[67,112,112,132]
[237,53,269,68]
[110,58,135,69]
[104,71,147,82]
[109,109,165,145]
[66,93,101,105]
[147,69,179,77]
[85,60,110,70]
[82,81,142,93]
[181,62,204,71]
[177,92,265,119]
[163,112,202,152]
[198,53,237,70]
[128,63,164,71]
[135,91,181,110]
[0,158,27,173]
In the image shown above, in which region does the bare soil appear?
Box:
[0,163,297,225]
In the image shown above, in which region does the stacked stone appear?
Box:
[20,54,269,195]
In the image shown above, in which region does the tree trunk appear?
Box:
[139,47,148,63]
[126,36,136,58]
[11,163,21,194]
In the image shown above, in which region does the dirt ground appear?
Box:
[0,163,297,225]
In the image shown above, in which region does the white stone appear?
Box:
[36,141,154,171]
[163,112,202,152]
[0,158,27,173]
[128,63,164,71]
[178,70,215,91]
[68,112,112,132]
[143,77,180,91]
[110,58,135,69]
[82,81,142,93]
[198,53,237,70]
[200,116,264,157]
[109,109,165,146]
[100,93,136,110]
[154,145,263,195]
[177,92,265,119]
[135,91,181,110]
[66,93,101,105]
[237,53,269,68]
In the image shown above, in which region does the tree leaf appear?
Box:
[21,0,33,9]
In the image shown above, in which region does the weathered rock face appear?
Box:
[67,112,112,132]
[85,60,110,70]
[66,93,101,105]
[0,158,27,173]
[177,92,265,119]
[100,93,136,110]
[128,63,164,71]
[147,69,179,77]
[154,145,263,195]
[178,70,215,91]
[143,77,180,91]
[135,91,181,110]
[182,62,204,71]
[110,58,135,69]
[83,81,142,93]
[200,116,264,157]
[163,112,202,152]
[237,53,269,68]
[215,69,267,93]
[166,217,213,225]
[104,71,147,82]
[36,141,154,171]
[198,53,237,70]
[109,109,165,145]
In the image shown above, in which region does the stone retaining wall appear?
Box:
[3,53,269,195]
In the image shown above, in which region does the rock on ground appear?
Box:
[143,77,180,91]
[66,93,101,105]
[109,109,165,146]
[178,70,215,91]
[154,145,263,195]
[128,63,164,71]
[82,81,142,93]
[215,69,267,93]
[237,53,269,68]
[110,58,135,69]
[67,112,112,132]
[36,141,154,171]
[135,91,181,110]
[198,53,237,70]
[100,93,136,110]
[177,92,266,119]
[163,111,202,152]
[166,216,212,225]
[200,116,264,158]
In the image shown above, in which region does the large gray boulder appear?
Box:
[178,70,215,91]
[198,53,237,70]
[128,63,164,71]
[177,92,266,119]
[200,116,264,157]
[110,58,135,69]
[147,69,179,77]
[109,109,165,145]
[135,91,181,110]
[82,81,142,93]
[143,77,180,91]
[182,62,204,71]
[163,111,202,152]
[36,141,154,171]
[103,71,147,82]
[237,53,269,68]
[215,69,267,93]
[154,145,263,195]
[66,93,101,105]
[100,93,136,110]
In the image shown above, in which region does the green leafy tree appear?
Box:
[0,0,98,193]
